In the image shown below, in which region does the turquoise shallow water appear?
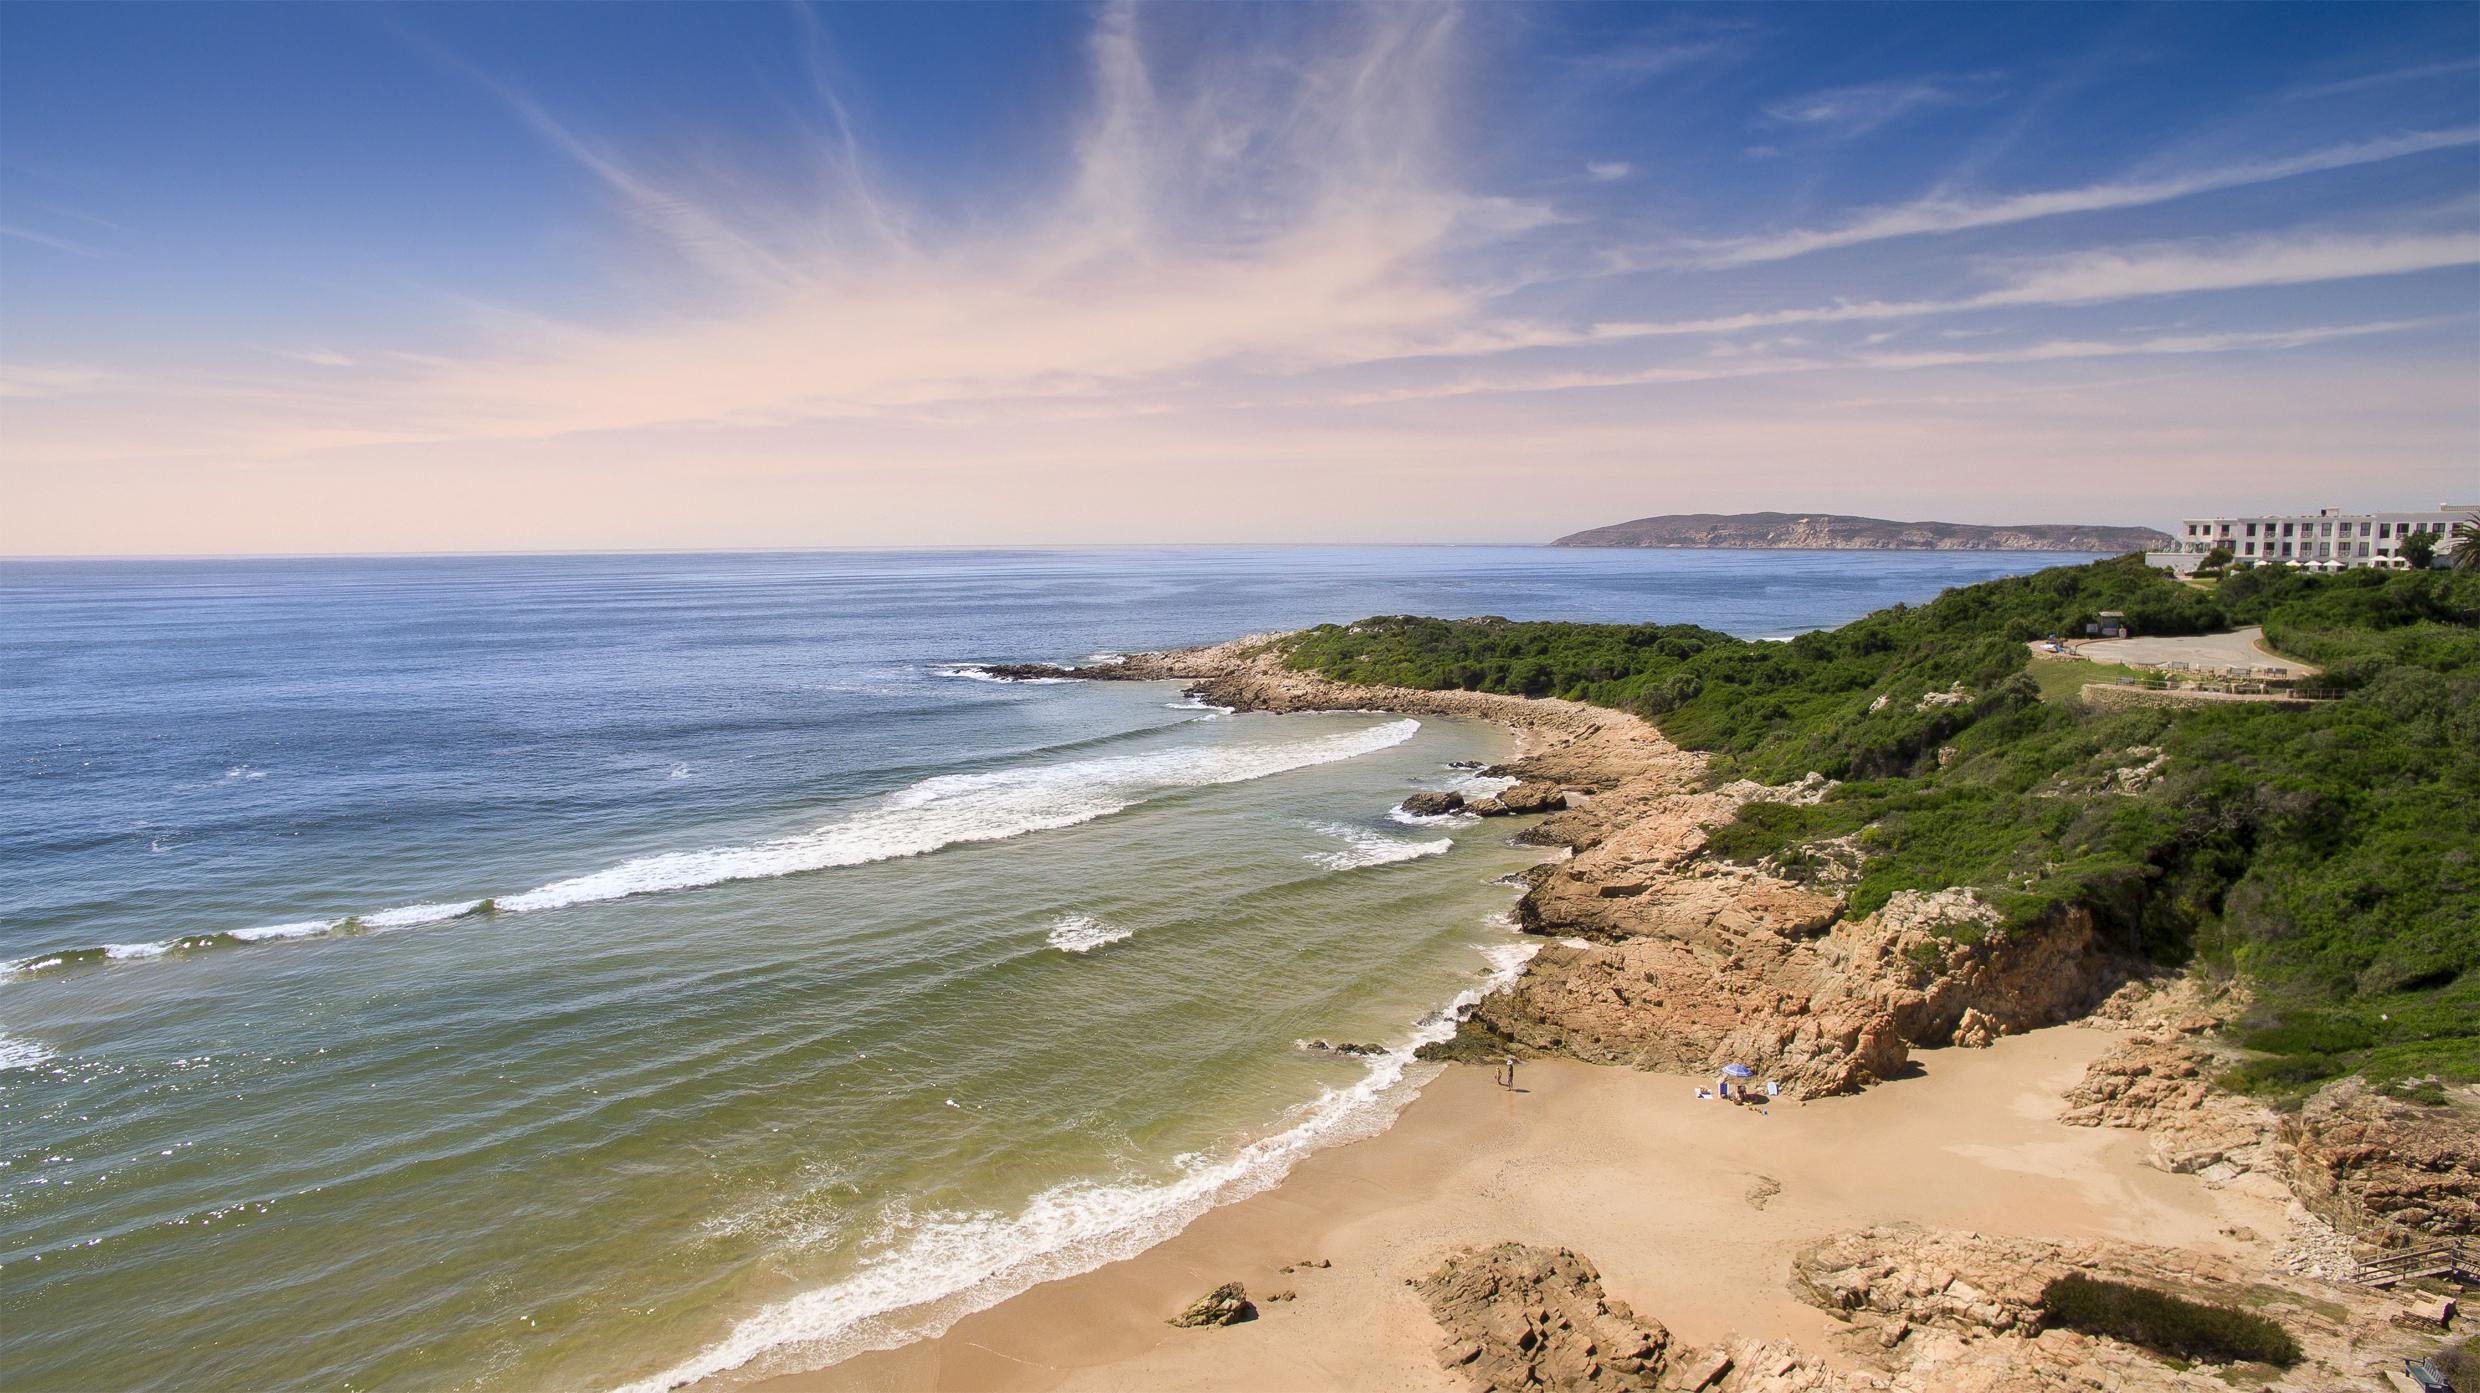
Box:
[0,546,2092,1391]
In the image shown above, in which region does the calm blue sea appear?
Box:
[0,545,2092,1392]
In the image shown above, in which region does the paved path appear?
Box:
[2075,626,2320,675]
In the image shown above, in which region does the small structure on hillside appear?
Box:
[2086,611,2130,639]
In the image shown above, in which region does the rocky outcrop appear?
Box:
[1415,1226,2424,1393]
[2060,987,2479,1246]
[1464,876,2126,1098]
[1496,781,1567,814]
[1168,1282,1255,1328]
[2284,1078,2480,1243]
[1401,790,1466,818]
[2059,1030,2284,1189]
[1414,1244,1672,1392]
[1786,1224,2416,1391]
[1054,635,2134,1100]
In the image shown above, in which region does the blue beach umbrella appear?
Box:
[1721,1063,1755,1079]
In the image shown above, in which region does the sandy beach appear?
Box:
[751,1027,2283,1392]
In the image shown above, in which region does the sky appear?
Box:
[2,1,2476,555]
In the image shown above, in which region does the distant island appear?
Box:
[1552,510,2171,553]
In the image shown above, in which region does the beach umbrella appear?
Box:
[1721,1063,1755,1079]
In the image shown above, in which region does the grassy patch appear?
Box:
[2029,657,2157,703]
[2041,1273,2301,1368]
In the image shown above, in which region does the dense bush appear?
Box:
[2039,1273,2301,1367]
[1282,560,2480,1088]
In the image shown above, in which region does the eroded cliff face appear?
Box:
[1099,638,2141,1099]
[1452,742,2134,1098]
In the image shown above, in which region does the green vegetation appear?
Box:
[1284,559,2480,1090]
[2039,1273,2301,1368]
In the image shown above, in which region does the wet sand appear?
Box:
[743,1026,2282,1392]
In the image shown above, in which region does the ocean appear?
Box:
[0,545,2094,1391]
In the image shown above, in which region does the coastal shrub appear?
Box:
[2039,1273,2301,1367]
[1281,561,2480,1088]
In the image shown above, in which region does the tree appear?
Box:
[2194,545,2233,576]
[2456,514,2480,574]
[2398,529,2437,569]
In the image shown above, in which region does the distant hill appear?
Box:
[1551,511,2171,553]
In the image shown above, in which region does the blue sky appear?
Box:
[2,2,2474,553]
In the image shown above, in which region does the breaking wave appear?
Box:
[608,925,1533,1393]
[9,721,1421,978]
[1044,914,1133,955]
[1306,822,1452,871]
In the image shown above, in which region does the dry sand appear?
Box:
[745,1028,2283,1393]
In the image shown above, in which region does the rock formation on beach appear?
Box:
[1413,1244,1673,1392]
[1024,632,2473,1392]
[1550,512,2172,554]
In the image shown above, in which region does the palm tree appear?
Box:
[2455,514,2480,573]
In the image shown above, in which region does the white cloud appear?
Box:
[1697,128,2480,265]
[2287,58,2480,102]
[1586,161,1633,183]
[1759,74,1996,139]
[1583,230,2480,342]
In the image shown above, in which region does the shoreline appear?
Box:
[685,640,2442,1392]
[748,1035,2286,1393]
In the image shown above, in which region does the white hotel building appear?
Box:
[2152,503,2473,572]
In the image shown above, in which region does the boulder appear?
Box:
[1414,1243,1670,1391]
[1497,781,1567,814]
[1400,790,1467,817]
[1168,1281,1255,1328]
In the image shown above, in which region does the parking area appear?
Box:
[2074,626,2320,676]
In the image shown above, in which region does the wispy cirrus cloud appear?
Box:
[1760,73,1999,140]
[2287,57,2480,102]
[1581,229,2480,343]
[0,223,104,258]
[1697,127,2480,265]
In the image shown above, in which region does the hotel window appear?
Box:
[2360,522,2371,536]
[2281,542,2293,557]
[2282,522,2295,537]
[2243,542,2256,555]
[2378,523,2391,538]
[2359,543,2371,557]
[2245,523,2257,537]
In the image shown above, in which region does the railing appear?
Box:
[2354,1238,2475,1286]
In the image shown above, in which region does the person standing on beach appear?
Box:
[1498,1056,1518,1089]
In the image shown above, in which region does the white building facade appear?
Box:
[2152,503,2473,571]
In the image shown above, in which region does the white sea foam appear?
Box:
[1045,914,1133,955]
[1387,806,1477,828]
[0,1032,57,1071]
[610,919,1510,1393]
[8,720,1422,977]
[359,900,487,931]
[229,919,338,944]
[507,721,1419,915]
[1307,822,1451,871]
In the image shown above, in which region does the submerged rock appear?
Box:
[1168,1281,1255,1328]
